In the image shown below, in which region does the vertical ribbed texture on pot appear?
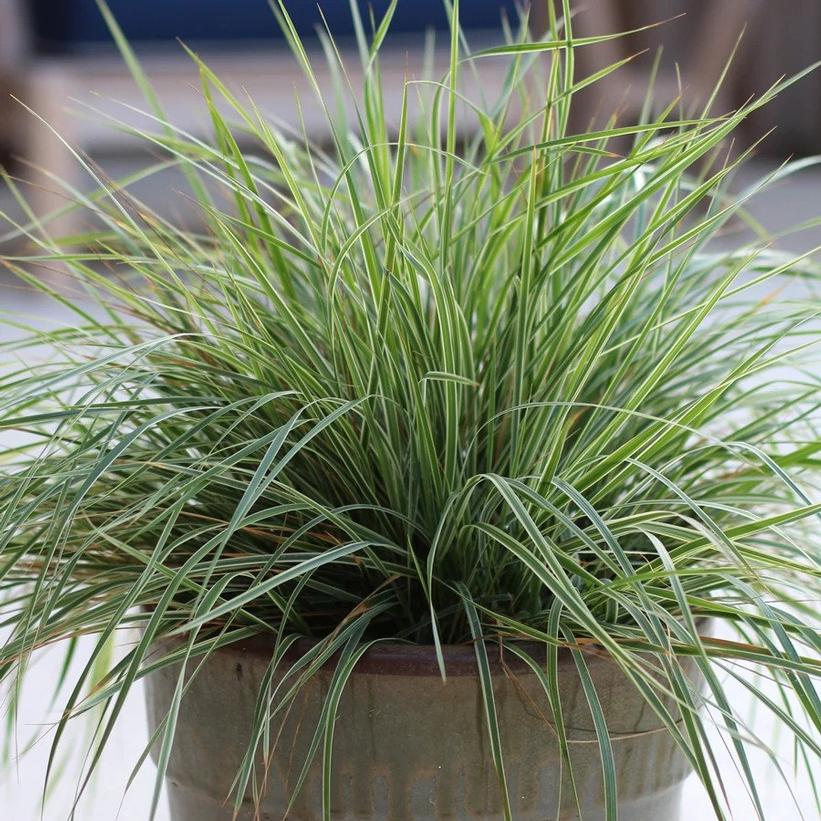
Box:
[144,638,697,820]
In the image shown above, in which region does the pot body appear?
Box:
[144,639,696,820]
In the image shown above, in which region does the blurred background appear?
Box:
[1,0,821,243]
[0,1,819,819]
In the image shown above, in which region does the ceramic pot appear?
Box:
[144,638,697,820]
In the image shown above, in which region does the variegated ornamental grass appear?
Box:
[1,1,819,818]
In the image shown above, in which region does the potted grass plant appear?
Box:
[1,1,819,818]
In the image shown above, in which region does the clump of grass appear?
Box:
[1,1,819,818]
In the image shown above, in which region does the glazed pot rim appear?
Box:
[150,616,711,677]
[158,632,703,677]
[240,635,559,676]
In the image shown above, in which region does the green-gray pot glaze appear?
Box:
[145,639,698,819]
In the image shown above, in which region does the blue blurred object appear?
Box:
[29,1,520,51]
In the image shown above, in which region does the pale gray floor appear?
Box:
[0,157,819,820]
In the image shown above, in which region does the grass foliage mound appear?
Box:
[1,2,819,817]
